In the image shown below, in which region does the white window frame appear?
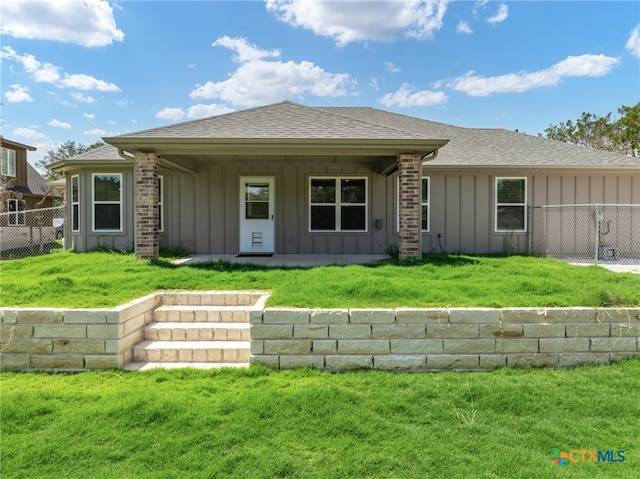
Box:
[71,175,80,232]
[158,175,164,232]
[1,148,16,177]
[495,177,527,233]
[396,176,430,232]
[309,176,368,232]
[7,199,25,226]
[92,173,123,232]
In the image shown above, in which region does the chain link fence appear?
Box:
[0,205,65,259]
[540,204,640,265]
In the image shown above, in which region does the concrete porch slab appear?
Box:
[172,254,390,268]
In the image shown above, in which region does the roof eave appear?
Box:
[47,158,133,173]
[103,137,449,157]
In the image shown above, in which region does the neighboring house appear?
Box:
[48,101,640,260]
[1,137,61,216]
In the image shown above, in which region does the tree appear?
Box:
[540,102,639,158]
[37,140,104,180]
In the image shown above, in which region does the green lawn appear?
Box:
[1,361,639,479]
[0,250,639,308]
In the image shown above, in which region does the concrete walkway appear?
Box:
[172,254,390,268]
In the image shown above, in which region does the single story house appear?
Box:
[48,101,640,260]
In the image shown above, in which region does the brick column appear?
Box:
[398,153,422,260]
[134,152,160,259]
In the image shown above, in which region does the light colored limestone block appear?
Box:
[33,324,87,339]
[545,308,595,323]
[84,355,119,369]
[479,354,507,369]
[263,308,310,324]
[310,309,349,324]
[263,340,312,355]
[349,309,395,324]
[0,339,52,354]
[329,324,371,339]
[312,340,337,354]
[294,324,329,339]
[337,339,389,355]
[479,323,523,339]
[443,339,495,354]
[427,324,479,339]
[280,355,325,369]
[105,340,119,354]
[507,353,559,368]
[390,339,443,354]
[523,324,566,338]
[395,308,449,324]
[0,354,31,370]
[251,324,293,339]
[590,338,637,352]
[63,310,107,324]
[1,310,17,324]
[373,354,426,370]
[495,338,539,354]
[427,354,480,370]
[595,308,640,323]
[16,309,64,324]
[325,355,373,370]
[250,355,280,369]
[499,308,546,323]
[372,324,426,339]
[53,339,105,354]
[0,324,33,339]
[251,340,264,354]
[565,323,610,338]
[31,354,85,369]
[87,325,119,339]
[558,352,610,368]
[539,338,590,353]
[610,322,640,338]
[450,309,500,324]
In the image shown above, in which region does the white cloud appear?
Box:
[487,4,508,24]
[5,84,33,102]
[266,0,449,46]
[156,108,185,120]
[379,83,448,107]
[385,61,401,73]
[0,0,124,47]
[450,54,620,96]
[59,74,120,92]
[626,24,640,58]
[190,36,355,107]
[187,104,235,119]
[13,127,47,140]
[1,46,120,93]
[84,128,107,136]
[456,20,473,34]
[48,119,72,129]
[71,92,96,104]
[83,113,96,119]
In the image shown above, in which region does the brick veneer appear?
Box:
[397,153,423,260]
[134,152,160,259]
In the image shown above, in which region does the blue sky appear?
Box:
[1,0,639,166]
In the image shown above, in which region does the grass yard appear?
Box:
[1,361,639,479]
[0,250,639,308]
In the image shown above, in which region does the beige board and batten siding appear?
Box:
[395,169,640,255]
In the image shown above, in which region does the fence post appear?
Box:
[594,205,600,265]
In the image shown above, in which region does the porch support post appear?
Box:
[397,153,422,261]
[134,152,160,259]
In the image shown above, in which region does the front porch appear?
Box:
[171,253,391,267]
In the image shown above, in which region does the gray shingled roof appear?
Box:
[84,101,637,169]
[321,106,640,168]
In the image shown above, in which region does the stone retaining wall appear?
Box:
[250,307,640,371]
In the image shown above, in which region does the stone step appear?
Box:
[133,340,251,363]
[144,322,250,341]
[123,362,250,371]
[153,305,250,323]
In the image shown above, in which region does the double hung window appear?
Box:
[93,174,122,231]
[495,177,526,232]
[309,177,367,231]
[1,148,16,177]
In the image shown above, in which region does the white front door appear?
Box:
[239,176,275,253]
